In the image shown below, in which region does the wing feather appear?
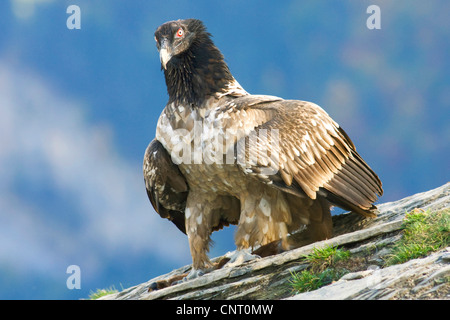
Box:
[233,97,383,216]
[143,139,188,233]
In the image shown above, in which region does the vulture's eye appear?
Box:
[176,28,184,38]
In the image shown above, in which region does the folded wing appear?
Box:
[234,97,383,217]
[143,139,188,233]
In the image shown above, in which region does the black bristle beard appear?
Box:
[163,36,235,106]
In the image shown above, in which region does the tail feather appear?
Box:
[322,150,382,217]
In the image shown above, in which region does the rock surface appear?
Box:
[102,182,449,300]
[288,248,450,300]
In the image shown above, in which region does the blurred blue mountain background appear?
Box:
[0,0,448,299]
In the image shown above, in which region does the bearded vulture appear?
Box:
[143,19,383,278]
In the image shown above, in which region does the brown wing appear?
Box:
[234,97,383,217]
[143,139,188,233]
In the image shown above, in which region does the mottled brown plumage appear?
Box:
[143,19,383,274]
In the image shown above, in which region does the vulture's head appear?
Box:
[154,19,235,103]
[154,19,212,70]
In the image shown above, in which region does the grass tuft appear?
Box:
[89,286,119,300]
[384,208,449,266]
[289,208,449,295]
[289,245,350,293]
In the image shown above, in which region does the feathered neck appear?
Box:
[163,35,238,106]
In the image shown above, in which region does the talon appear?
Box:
[224,249,260,268]
[185,268,205,280]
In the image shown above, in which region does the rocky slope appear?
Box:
[101,182,449,300]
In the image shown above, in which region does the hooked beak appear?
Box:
[159,38,172,70]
